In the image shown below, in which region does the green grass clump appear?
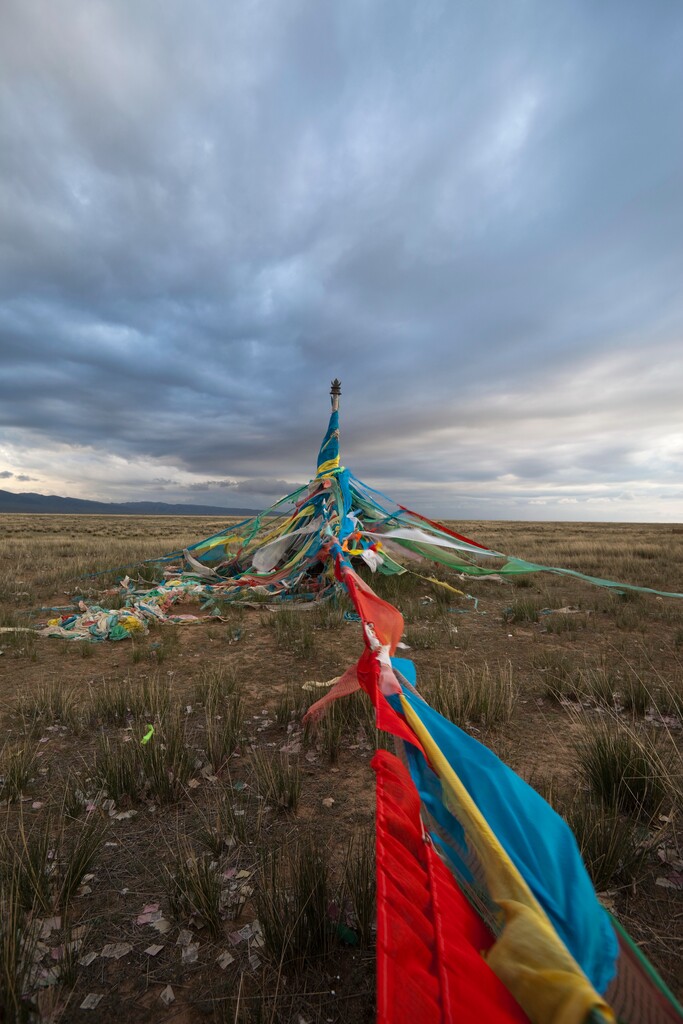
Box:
[275,683,312,725]
[0,742,37,803]
[402,625,439,649]
[166,851,223,937]
[426,662,517,728]
[223,789,263,848]
[620,674,652,716]
[533,651,579,702]
[95,708,194,805]
[3,812,104,914]
[193,662,241,708]
[257,837,335,966]
[577,722,672,819]
[543,612,589,637]
[16,679,80,731]
[87,676,146,726]
[576,666,618,708]
[310,692,375,761]
[1,630,38,662]
[251,751,301,812]
[139,710,193,803]
[563,797,649,891]
[140,672,173,720]
[94,736,140,802]
[205,694,245,772]
[265,608,316,657]
[0,875,39,1024]
[655,674,683,720]
[56,815,106,909]
[503,600,542,624]
[343,831,375,947]
[312,602,346,631]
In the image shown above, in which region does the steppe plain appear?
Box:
[1,515,681,1022]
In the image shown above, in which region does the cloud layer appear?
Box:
[1,1,682,519]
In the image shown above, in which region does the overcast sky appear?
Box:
[1,1,682,521]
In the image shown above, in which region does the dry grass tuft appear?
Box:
[425,661,517,728]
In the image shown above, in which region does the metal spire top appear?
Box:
[330,378,341,411]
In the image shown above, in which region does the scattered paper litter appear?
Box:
[656,875,683,890]
[136,903,161,925]
[151,917,172,934]
[322,797,335,808]
[100,942,132,960]
[597,893,617,913]
[144,944,164,957]
[248,953,261,971]
[37,967,60,988]
[80,994,103,1010]
[181,942,199,964]
[159,985,175,1006]
[78,951,98,967]
[658,847,683,869]
[175,929,194,947]
[229,924,253,946]
[40,917,61,940]
[217,950,234,969]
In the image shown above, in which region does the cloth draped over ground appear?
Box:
[38,389,682,1023]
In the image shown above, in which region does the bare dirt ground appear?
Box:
[0,515,682,1022]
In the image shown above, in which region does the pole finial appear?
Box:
[330,378,341,411]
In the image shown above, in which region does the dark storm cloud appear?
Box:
[186,480,239,492]
[1,1,682,519]
[186,477,303,501]
[232,478,304,496]
[0,470,36,481]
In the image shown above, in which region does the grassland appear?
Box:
[0,514,682,1022]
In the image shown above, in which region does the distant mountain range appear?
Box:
[0,488,264,517]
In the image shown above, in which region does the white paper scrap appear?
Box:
[80,994,103,1010]
[159,985,175,1006]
